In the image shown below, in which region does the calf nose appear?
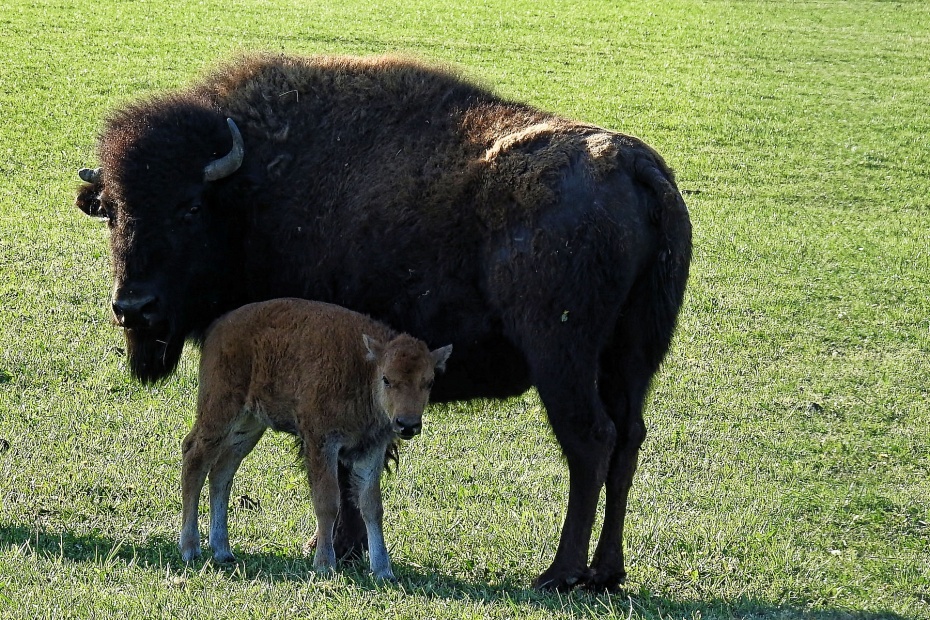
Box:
[112,294,160,329]
[394,416,422,439]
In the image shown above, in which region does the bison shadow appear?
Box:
[0,523,907,620]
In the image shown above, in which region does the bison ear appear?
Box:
[362,334,384,362]
[430,344,453,373]
[75,182,105,218]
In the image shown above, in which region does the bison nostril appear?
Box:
[112,294,159,328]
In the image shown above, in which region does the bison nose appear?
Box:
[111,294,160,329]
[394,416,422,439]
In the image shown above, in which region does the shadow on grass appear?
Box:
[0,523,906,620]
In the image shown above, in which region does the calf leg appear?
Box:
[352,448,395,581]
[180,425,221,562]
[207,419,266,563]
[313,459,384,560]
[179,389,249,562]
[305,440,341,573]
[333,464,368,559]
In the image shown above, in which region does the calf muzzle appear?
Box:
[393,416,422,440]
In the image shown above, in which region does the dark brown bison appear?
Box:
[75,53,691,591]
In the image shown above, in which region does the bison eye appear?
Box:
[183,204,201,223]
[382,376,391,388]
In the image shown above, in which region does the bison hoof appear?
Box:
[313,563,336,575]
[307,532,367,561]
[532,566,590,592]
[583,569,626,593]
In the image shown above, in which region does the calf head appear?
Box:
[363,334,452,440]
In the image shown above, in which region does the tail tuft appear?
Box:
[634,154,693,368]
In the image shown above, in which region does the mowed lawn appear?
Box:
[0,0,928,618]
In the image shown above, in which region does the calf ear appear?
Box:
[430,344,453,372]
[362,334,384,362]
[75,182,105,218]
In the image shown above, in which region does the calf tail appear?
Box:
[634,152,693,369]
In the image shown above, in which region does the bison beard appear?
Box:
[75,53,692,591]
[124,329,185,384]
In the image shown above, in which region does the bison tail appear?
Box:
[634,155,693,369]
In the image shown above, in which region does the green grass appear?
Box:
[1,0,929,617]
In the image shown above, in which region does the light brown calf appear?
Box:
[179,298,452,580]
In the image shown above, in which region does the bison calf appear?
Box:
[179,298,452,580]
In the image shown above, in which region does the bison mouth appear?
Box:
[123,327,185,384]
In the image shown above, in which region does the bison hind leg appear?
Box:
[586,273,683,591]
[518,337,616,591]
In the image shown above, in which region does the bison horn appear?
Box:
[78,167,102,184]
[203,118,245,182]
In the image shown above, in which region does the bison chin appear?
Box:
[124,329,186,384]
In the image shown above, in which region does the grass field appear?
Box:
[1,0,928,617]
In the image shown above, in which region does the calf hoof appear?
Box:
[373,570,397,583]
[179,545,202,563]
[305,533,366,560]
[313,563,336,575]
[532,566,590,591]
[306,534,364,561]
[211,550,237,564]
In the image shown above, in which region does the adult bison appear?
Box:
[75,53,691,591]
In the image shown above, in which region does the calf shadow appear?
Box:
[0,524,908,620]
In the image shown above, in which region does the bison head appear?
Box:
[76,103,248,383]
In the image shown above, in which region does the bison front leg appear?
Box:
[306,463,368,559]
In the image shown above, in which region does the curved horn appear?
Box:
[78,167,102,184]
[203,118,245,182]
